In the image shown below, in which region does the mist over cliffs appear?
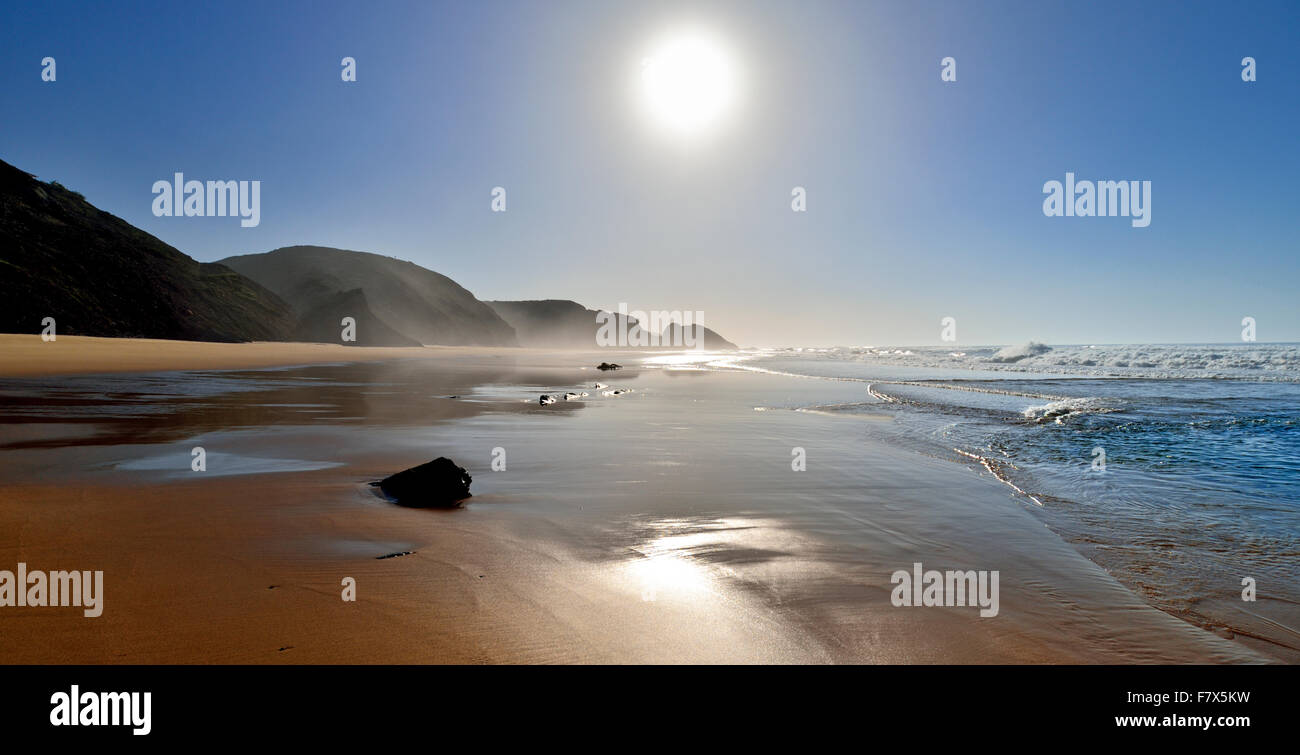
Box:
[488,299,737,350]
[220,246,518,347]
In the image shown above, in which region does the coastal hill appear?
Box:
[485,299,615,349]
[488,299,738,350]
[0,158,295,342]
[219,246,518,347]
[0,156,737,350]
[287,287,423,347]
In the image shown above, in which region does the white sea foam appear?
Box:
[754,343,1300,382]
[990,342,1052,363]
[1021,397,1115,424]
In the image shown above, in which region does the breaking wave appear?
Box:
[990,341,1052,363]
[753,343,1300,381]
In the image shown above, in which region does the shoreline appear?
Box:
[0,341,1280,663]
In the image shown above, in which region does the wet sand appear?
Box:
[0,343,1277,663]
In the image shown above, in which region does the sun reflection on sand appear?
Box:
[640,352,732,369]
[622,516,793,604]
[628,551,715,603]
[585,515,836,662]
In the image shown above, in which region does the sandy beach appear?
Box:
[0,334,449,377]
[0,339,1277,663]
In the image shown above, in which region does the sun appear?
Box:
[638,31,738,137]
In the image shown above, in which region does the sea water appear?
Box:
[704,343,1300,657]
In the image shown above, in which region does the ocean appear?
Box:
[677,343,1300,657]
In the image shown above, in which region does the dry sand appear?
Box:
[0,333,444,377]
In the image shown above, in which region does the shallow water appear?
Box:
[723,348,1300,659]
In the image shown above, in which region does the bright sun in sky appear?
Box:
[639,31,738,136]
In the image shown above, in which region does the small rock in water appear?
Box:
[375,457,472,508]
[596,362,622,371]
[376,551,415,560]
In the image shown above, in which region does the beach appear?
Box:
[0,339,1278,663]
[0,334,443,377]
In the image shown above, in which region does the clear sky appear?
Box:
[2,0,1296,347]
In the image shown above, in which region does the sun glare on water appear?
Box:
[639,30,738,137]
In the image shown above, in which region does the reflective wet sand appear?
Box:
[0,348,1275,663]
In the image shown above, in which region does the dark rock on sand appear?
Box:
[375,457,472,508]
[597,362,622,371]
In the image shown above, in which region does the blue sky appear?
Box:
[2,0,1296,346]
